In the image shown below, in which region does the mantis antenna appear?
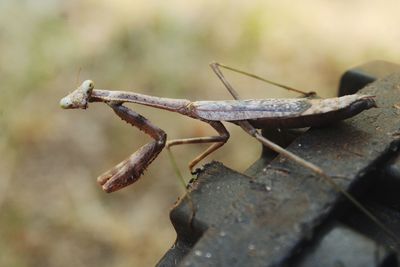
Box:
[75,67,82,87]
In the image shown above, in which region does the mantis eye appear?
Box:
[81,80,94,93]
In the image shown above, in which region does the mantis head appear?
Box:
[60,80,94,109]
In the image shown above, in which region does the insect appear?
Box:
[60,63,399,246]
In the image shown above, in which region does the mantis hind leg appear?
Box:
[98,103,166,193]
[210,63,400,248]
[209,62,317,99]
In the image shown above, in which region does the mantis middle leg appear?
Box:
[97,103,167,193]
[166,121,230,173]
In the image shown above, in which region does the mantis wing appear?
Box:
[191,95,374,123]
[191,98,311,121]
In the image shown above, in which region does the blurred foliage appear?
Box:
[1,1,400,266]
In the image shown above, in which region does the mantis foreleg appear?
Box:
[97,103,166,193]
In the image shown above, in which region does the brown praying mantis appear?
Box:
[60,62,399,247]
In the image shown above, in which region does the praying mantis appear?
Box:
[60,62,399,247]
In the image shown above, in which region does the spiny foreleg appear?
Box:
[97,103,166,193]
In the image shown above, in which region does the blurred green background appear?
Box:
[1,1,400,266]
